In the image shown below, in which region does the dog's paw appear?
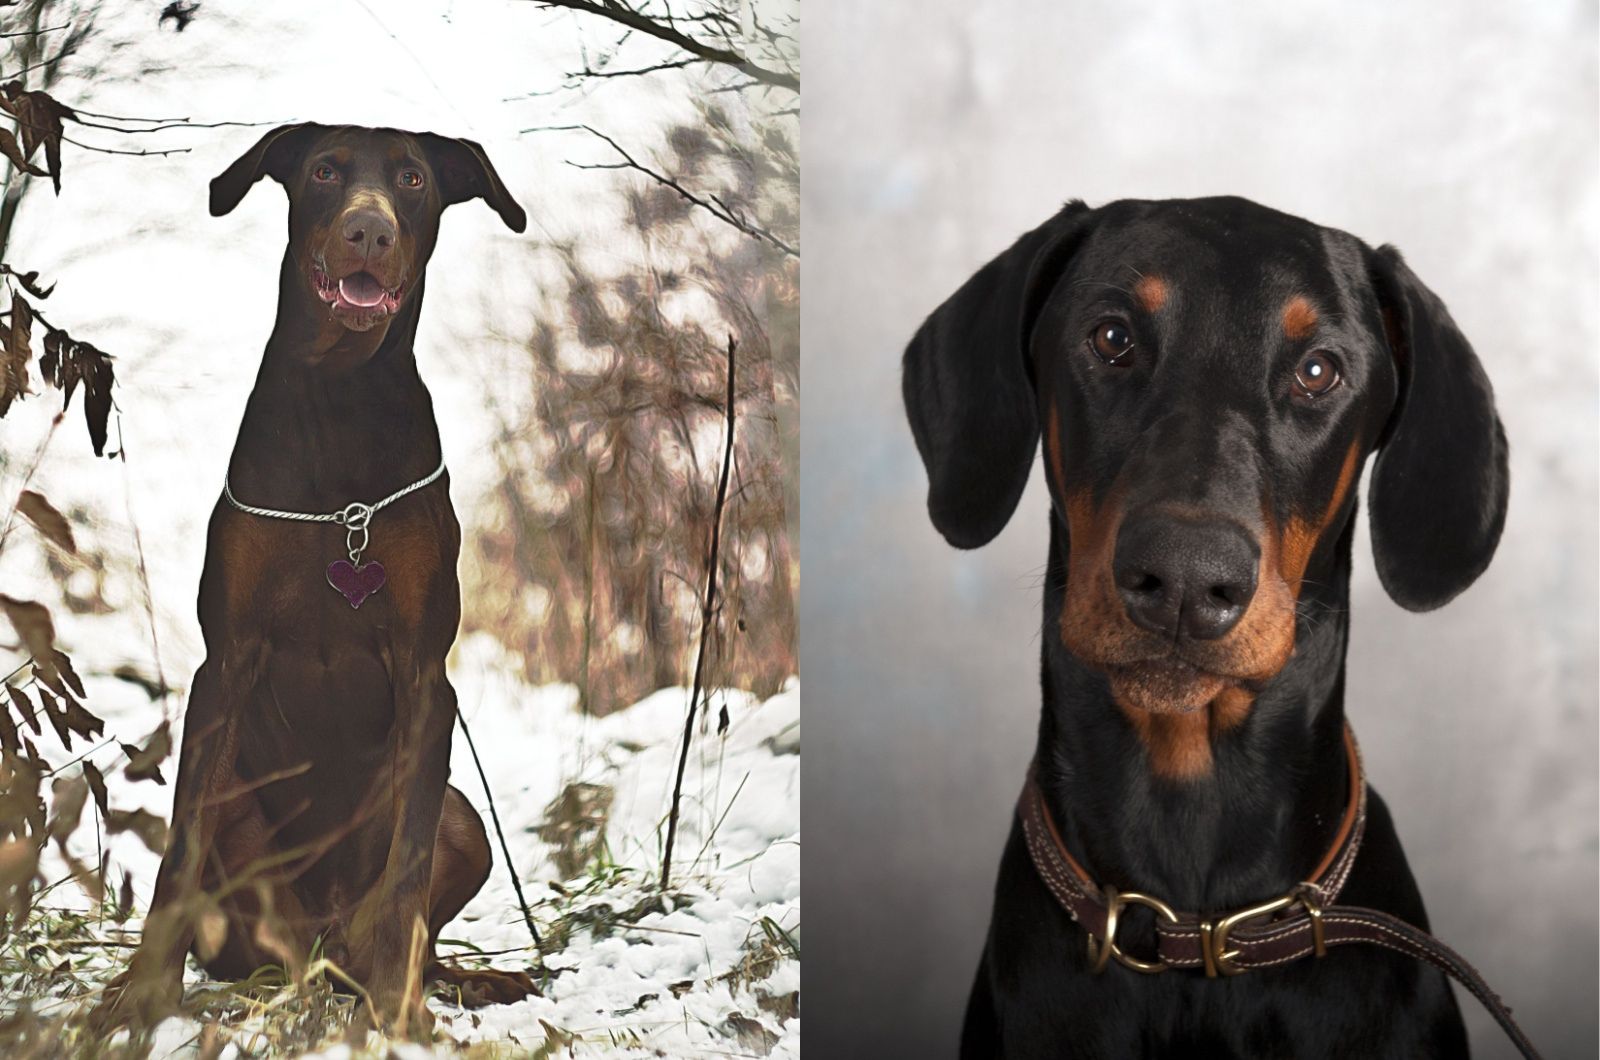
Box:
[431,963,541,1007]
[86,968,182,1037]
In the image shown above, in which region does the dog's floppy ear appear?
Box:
[902,201,1093,548]
[209,123,326,217]
[1366,245,1509,611]
[417,133,526,233]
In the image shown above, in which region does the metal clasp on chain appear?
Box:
[335,501,374,565]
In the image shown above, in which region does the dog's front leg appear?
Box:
[91,653,255,1032]
[349,657,454,1039]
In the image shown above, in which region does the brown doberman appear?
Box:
[96,124,534,1036]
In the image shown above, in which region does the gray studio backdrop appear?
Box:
[801,2,1598,1058]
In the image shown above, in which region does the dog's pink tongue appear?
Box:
[338,272,386,308]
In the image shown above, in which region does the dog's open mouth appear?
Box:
[311,264,403,317]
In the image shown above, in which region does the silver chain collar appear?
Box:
[222,457,446,565]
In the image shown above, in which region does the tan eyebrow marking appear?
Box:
[1134,275,1168,313]
[1282,295,1318,340]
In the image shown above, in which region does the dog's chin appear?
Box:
[330,306,392,334]
[1104,658,1230,715]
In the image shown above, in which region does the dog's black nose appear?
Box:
[1113,515,1259,641]
[342,208,396,258]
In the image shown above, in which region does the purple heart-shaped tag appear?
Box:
[326,559,386,609]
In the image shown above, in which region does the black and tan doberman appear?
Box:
[904,197,1527,1057]
[97,124,534,1035]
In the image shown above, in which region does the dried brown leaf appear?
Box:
[9,290,31,374]
[64,849,103,902]
[5,684,39,736]
[78,340,115,456]
[47,774,87,842]
[0,292,30,417]
[0,694,17,754]
[0,266,54,299]
[17,489,76,554]
[0,837,38,892]
[43,128,61,193]
[53,649,86,698]
[121,720,169,785]
[2,84,71,193]
[36,685,73,748]
[105,807,167,853]
[58,688,102,741]
[0,596,58,688]
[723,1013,779,1056]
[32,650,86,702]
[0,747,45,840]
[0,128,45,180]
[82,760,110,817]
[38,326,66,390]
[34,325,116,455]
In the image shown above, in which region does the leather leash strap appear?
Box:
[1018,724,1541,1060]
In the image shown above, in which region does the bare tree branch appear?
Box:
[70,115,279,134]
[454,703,542,953]
[661,334,738,891]
[570,56,699,80]
[0,25,65,38]
[531,0,798,91]
[59,136,188,158]
[526,123,797,257]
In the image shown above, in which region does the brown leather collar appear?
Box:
[1018,722,1541,1059]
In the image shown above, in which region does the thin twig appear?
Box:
[661,334,737,891]
[40,735,115,777]
[525,123,796,257]
[0,25,66,39]
[569,56,699,81]
[67,107,191,122]
[60,136,189,158]
[529,0,798,91]
[453,702,542,951]
[70,117,280,134]
[120,416,169,701]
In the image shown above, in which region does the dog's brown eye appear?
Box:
[1294,351,1341,398]
[1089,320,1135,365]
[312,164,338,183]
[398,169,424,189]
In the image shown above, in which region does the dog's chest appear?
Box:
[204,499,459,637]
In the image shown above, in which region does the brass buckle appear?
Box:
[1200,889,1325,977]
[1089,885,1179,974]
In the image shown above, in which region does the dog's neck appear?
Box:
[1036,516,1355,914]
[227,253,443,511]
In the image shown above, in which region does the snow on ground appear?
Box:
[431,637,799,1057]
[36,634,799,1057]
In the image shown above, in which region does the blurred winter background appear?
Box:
[803,2,1596,1058]
[0,0,797,1056]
